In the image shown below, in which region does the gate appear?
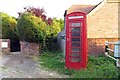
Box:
[65,12,87,69]
[10,39,21,52]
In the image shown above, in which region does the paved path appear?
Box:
[0,53,68,78]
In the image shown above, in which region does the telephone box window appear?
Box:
[71,57,81,62]
[72,43,80,46]
[72,33,80,36]
[70,23,81,27]
[71,28,80,33]
[72,38,80,42]
[72,48,80,52]
[71,53,80,57]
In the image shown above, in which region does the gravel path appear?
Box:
[0,53,68,78]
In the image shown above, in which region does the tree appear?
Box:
[17,7,64,51]
[0,12,18,39]
[17,12,47,42]
[18,7,53,25]
[52,18,64,35]
[45,18,64,51]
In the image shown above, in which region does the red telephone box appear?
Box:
[65,12,87,70]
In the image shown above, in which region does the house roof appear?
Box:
[67,5,96,14]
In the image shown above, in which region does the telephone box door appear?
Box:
[65,12,87,69]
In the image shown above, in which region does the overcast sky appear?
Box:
[0,0,102,19]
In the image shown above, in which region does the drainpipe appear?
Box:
[105,41,117,61]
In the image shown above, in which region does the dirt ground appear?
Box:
[0,52,68,78]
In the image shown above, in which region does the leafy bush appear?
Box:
[17,7,64,51]
[73,56,118,78]
[39,52,119,78]
[53,18,64,31]
[17,12,47,42]
[44,18,63,51]
[0,12,18,39]
[20,7,53,25]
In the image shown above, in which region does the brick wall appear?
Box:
[118,3,120,38]
[88,38,120,55]
[20,41,40,56]
[87,1,119,38]
[86,0,120,55]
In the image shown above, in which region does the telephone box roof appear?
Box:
[67,5,96,14]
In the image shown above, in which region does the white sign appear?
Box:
[68,16,84,19]
[2,42,8,48]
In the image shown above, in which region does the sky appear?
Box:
[0,0,102,19]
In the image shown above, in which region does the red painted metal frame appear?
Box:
[65,12,87,70]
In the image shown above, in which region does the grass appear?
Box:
[39,51,119,78]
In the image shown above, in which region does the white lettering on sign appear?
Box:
[2,42,8,48]
[68,16,84,19]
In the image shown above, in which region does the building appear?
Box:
[58,0,120,56]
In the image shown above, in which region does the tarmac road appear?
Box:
[0,53,68,78]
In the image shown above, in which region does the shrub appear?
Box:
[45,18,63,51]
[17,7,63,51]
[53,18,64,31]
[18,7,53,25]
[0,12,18,39]
[73,56,118,78]
[17,12,47,42]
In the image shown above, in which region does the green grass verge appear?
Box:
[39,51,119,78]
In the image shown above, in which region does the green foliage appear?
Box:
[39,51,74,75]
[39,52,119,78]
[16,7,64,51]
[0,12,18,39]
[16,12,63,51]
[45,36,58,51]
[73,56,118,78]
[44,18,64,51]
[58,18,64,31]
[50,18,63,36]
[17,12,47,42]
